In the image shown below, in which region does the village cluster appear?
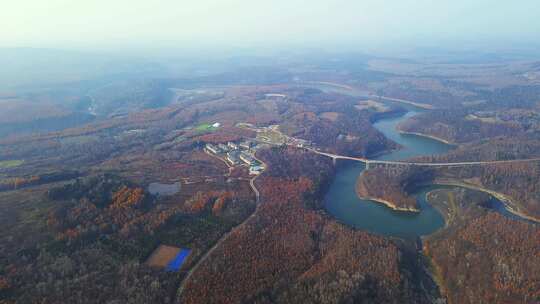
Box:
[204,140,266,175]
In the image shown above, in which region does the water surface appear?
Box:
[148,182,181,196]
[312,84,530,238]
[325,109,453,239]
[325,161,448,239]
[373,111,452,160]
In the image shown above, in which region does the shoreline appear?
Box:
[356,178,540,224]
[396,129,455,146]
[422,247,449,301]
[355,160,420,213]
[429,179,540,224]
[424,189,456,229]
[358,195,421,212]
[369,95,434,110]
[355,187,421,213]
[303,81,356,91]
[299,80,435,111]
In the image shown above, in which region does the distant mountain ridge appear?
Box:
[0,47,164,89]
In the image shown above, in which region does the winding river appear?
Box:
[324,109,453,239]
[307,83,536,239]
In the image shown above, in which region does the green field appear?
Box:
[0,159,24,169]
[195,123,218,133]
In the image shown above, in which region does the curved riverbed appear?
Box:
[311,84,535,238]
[324,109,453,239]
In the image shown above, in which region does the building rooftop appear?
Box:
[227,151,242,164]
[205,143,221,154]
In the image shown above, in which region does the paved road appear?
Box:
[370,158,540,166]
[180,92,540,297]
[249,178,260,201]
[308,148,540,167]
[177,156,265,299]
[177,184,261,299]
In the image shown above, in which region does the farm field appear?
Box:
[0,159,24,169]
[194,123,219,133]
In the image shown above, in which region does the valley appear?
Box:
[1,53,539,304]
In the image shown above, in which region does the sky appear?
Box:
[2,0,540,54]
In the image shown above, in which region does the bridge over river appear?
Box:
[308,148,540,169]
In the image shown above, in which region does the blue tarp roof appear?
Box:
[166,249,191,271]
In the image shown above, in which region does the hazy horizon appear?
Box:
[2,0,540,55]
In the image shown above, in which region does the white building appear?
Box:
[249,165,265,175]
[240,152,256,165]
[205,144,220,154]
[218,143,230,152]
[227,151,241,165]
[240,141,256,151]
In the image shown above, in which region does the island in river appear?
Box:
[324,98,537,240]
[324,106,453,239]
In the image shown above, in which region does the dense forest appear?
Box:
[179,147,439,304]
[277,88,402,158]
[356,166,432,211]
[357,161,540,221]
[398,103,540,145]
[398,109,527,144]
[414,136,540,163]
[437,163,540,219]
[2,55,540,304]
[0,171,255,303]
[425,188,540,304]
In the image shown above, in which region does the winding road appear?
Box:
[177,155,265,299]
[178,84,540,298]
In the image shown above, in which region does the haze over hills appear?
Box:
[1,1,540,304]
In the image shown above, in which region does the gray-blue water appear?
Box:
[148,182,181,196]
[309,84,532,238]
[324,110,453,239]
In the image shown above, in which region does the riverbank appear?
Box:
[356,194,421,212]
[303,81,356,91]
[324,96,451,239]
[356,170,421,212]
[422,246,449,302]
[299,80,435,111]
[430,179,540,224]
[370,95,435,110]
[396,129,455,146]
[422,186,480,229]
